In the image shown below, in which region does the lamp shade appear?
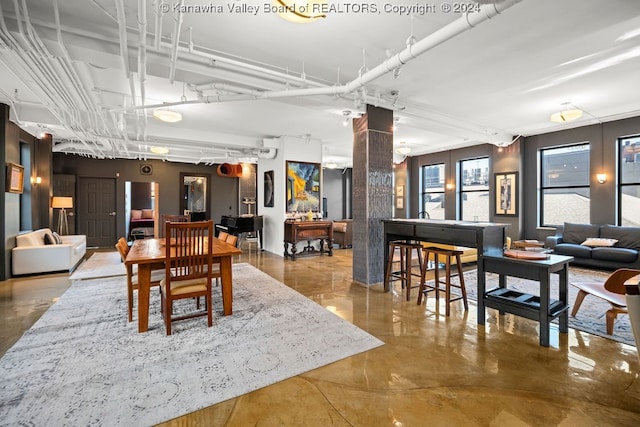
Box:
[52,196,73,209]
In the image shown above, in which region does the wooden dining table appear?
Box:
[125,237,242,333]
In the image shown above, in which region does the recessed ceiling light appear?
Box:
[550,102,584,123]
[152,109,182,123]
[274,0,327,23]
[150,146,169,154]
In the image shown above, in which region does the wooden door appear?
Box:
[77,177,117,247]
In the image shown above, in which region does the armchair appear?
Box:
[333,220,352,248]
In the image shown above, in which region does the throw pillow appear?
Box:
[52,232,63,244]
[43,230,56,245]
[581,237,618,247]
[131,209,143,219]
[142,209,154,219]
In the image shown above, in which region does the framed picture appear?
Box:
[396,197,404,209]
[495,172,518,216]
[286,161,321,213]
[264,170,274,207]
[6,162,25,194]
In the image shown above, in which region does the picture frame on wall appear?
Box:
[6,162,24,194]
[264,170,274,207]
[286,161,321,213]
[494,172,518,216]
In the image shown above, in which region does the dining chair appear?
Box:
[115,237,163,322]
[217,231,229,242]
[160,214,190,237]
[225,234,238,247]
[160,220,214,335]
[571,268,640,335]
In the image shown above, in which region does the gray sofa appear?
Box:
[545,223,640,270]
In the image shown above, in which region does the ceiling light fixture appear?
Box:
[152,109,182,123]
[393,117,400,131]
[550,102,583,123]
[150,146,169,155]
[395,141,411,156]
[273,0,327,23]
[342,110,351,126]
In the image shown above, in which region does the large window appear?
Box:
[460,157,489,221]
[420,163,445,219]
[540,143,590,226]
[619,135,640,226]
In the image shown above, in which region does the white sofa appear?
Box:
[12,228,87,275]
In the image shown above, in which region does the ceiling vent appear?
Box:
[217,163,243,177]
[257,148,278,159]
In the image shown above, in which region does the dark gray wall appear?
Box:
[2,104,52,280]
[53,155,240,241]
[323,168,347,220]
[523,116,640,238]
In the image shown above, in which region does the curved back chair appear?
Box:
[571,268,640,335]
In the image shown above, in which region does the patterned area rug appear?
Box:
[0,263,383,426]
[456,266,635,346]
[69,251,125,280]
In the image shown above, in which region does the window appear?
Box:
[540,143,590,226]
[619,135,640,226]
[420,164,445,219]
[460,157,489,221]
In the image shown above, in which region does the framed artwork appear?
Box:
[264,170,274,207]
[495,172,518,216]
[286,161,321,213]
[6,162,24,194]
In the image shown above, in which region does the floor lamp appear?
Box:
[52,196,73,235]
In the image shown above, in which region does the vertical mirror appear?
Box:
[180,173,210,221]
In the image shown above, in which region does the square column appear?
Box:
[352,105,394,285]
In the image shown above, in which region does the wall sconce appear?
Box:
[30,176,42,185]
[596,173,607,184]
[446,182,455,191]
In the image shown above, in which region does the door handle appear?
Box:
[109,212,117,216]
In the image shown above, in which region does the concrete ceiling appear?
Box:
[1,0,640,167]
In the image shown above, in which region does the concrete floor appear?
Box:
[2,245,640,426]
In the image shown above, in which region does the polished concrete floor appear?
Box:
[2,245,640,426]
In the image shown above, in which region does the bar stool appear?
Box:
[384,241,424,301]
[417,246,468,316]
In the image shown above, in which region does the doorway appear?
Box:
[77,177,117,247]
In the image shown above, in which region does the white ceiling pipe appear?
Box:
[168,0,184,84]
[0,4,102,157]
[153,0,163,51]
[130,0,525,111]
[138,0,148,141]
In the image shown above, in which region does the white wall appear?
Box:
[257,136,323,256]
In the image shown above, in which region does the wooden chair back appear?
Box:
[604,268,640,295]
[161,220,214,334]
[225,234,238,247]
[160,214,190,237]
[218,231,230,241]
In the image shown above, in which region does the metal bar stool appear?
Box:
[384,241,424,301]
[417,246,468,316]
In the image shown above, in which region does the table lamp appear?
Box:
[52,196,73,235]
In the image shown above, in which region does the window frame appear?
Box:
[618,134,640,226]
[420,163,446,219]
[539,142,591,227]
[458,156,490,221]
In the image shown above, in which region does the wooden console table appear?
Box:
[284,220,333,260]
[479,253,574,347]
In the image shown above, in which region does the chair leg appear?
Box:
[444,256,451,317]
[417,249,429,305]
[606,309,617,335]
[571,290,588,317]
[455,254,468,311]
[127,282,134,323]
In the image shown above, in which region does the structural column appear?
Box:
[352,105,394,285]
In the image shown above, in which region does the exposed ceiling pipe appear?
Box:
[0,1,102,157]
[168,0,184,84]
[153,0,163,51]
[137,0,148,140]
[127,0,525,113]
